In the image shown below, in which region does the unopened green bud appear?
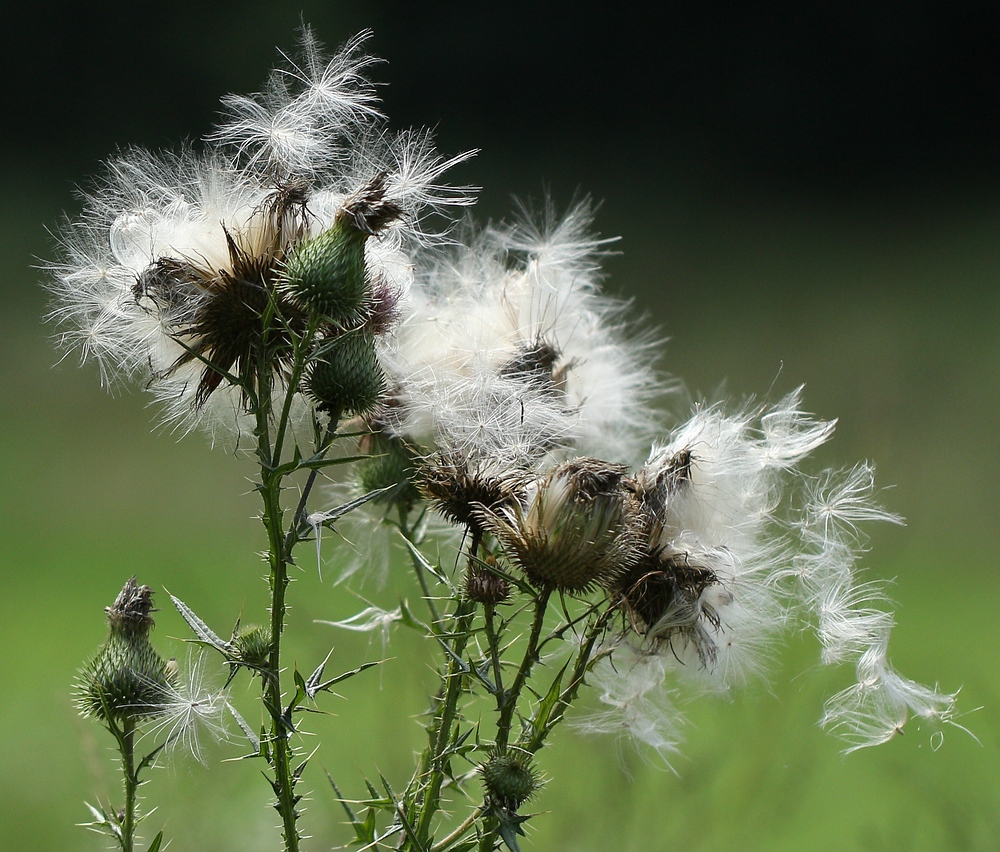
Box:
[77,578,169,724]
[307,332,386,415]
[280,174,402,324]
[356,430,421,509]
[480,748,540,811]
[281,220,369,324]
[231,624,271,671]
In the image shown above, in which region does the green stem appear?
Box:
[483,604,504,709]
[431,806,484,852]
[494,586,552,751]
[410,597,476,848]
[254,346,300,852]
[521,606,613,752]
[260,468,300,852]
[120,718,137,852]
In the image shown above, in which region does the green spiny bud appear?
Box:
[231,624,272,671]
[280,173,402,324]
[281,220,369,324]
[306,332,386,415]
[356,429,421,509]
[77,578,170,724]
[480,748,541,811]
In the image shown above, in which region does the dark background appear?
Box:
[6,2,1000,202]
[2,4,999,850]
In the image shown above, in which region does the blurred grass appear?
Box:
[1,172,998,851]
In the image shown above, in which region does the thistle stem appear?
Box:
[120,718,137,852]
[494,586,551,751]
[260,465,300,852]
[410,597,476,848]
[254,345,300,852]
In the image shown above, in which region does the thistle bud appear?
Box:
[306,332,386,415]
[280,174,401,325]
[464,557,511,605]
[77,578,170,724]
[356,429,421,509]
[480,748,541,811]
[231,624,272,671]
[477,458,644,592]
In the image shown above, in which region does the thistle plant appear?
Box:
[50,28,965,852]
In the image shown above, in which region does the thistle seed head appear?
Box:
[478,458,645,592]
[464,556,512,605]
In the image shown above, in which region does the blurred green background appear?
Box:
[2,3,998,850]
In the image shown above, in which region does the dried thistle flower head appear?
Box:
[418,449,526,532]
[77,578,170,724]
[464,556,512,605]
[45,29,473,435]
[478,458,644,592]
[584,391,961,757]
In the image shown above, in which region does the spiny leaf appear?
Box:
[528,659,571,738]
[307,660,382,699]
[136,743,166,775]
[308,486,393,530]
[227,701,261,754]
[397,533,450,586]
[399,598,430,633]
[168,593,231,653]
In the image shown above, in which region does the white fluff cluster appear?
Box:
[144,653,231,764]
[46,30,473,434]
[47,27,958,761]
[381,201,661,467]
[583,389,959,755]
